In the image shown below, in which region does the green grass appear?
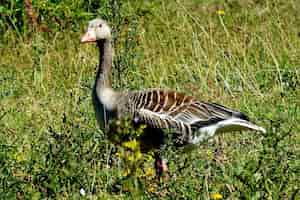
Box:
[1,0,299,199]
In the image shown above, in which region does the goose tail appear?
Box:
[216,118,266,133]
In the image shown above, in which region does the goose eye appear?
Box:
[98,24,102,28]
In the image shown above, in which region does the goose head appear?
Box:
[81,18,111,43]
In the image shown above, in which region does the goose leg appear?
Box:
[154,153,168,177]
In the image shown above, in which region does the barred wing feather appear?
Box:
[130,89,265,144]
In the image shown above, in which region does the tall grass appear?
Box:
[0,0,299,199]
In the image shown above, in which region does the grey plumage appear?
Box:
[81,18,266,148]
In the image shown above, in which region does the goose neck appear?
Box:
[95,38,118,110]
[96,39,112,90]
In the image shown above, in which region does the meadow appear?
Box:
[0,0,299,199]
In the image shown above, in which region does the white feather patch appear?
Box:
[97,88,117,110]
[139,108,169,119]
[217,118,266,133]
[189,118,266,144]
[189,125,218,144]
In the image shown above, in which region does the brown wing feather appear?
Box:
[130,89,248,129]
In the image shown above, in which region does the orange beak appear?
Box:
[81,30,96,43]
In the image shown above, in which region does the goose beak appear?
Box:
[81,30,96,43]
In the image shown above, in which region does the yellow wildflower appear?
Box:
[127,154,135,162]
[145,167,155,177]
[216,10,225,15]
[147,185,156,193]
[211,192,223,200]
[122,169,131,177]
[122,139,139,150]
[135,151,142,160]
[206,149,213,160]
[15,152,26,162]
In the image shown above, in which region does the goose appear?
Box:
[80,18,266,176]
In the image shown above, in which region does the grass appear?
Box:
[0,0,299,199]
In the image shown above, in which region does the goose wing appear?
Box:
[131,89,247,132]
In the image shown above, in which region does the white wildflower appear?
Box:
[80,188,86,196]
